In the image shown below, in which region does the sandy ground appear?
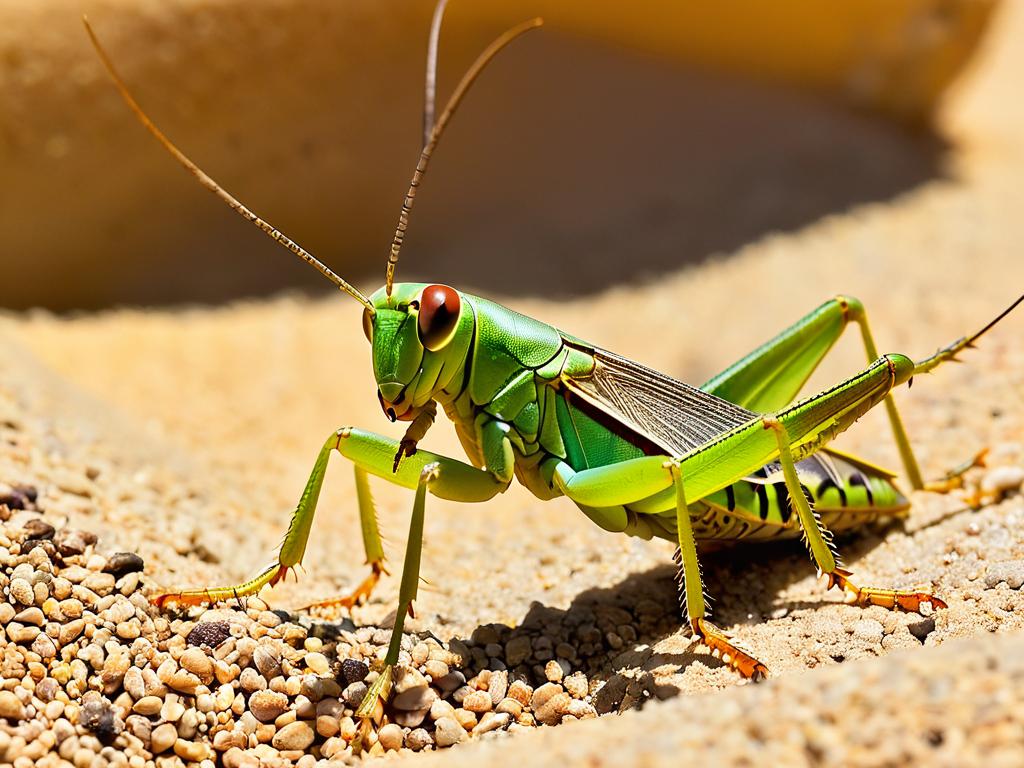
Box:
[3,2,1024,766]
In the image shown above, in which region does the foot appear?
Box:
[923,448,988,494]
[299,561,387,617]
[352,665,393,755]
[691,618,769,681]
[151,562,290,609]
[825,567,947,613]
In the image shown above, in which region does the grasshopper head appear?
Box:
[363,282,471,421]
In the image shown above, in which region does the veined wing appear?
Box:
[560,341,758,457]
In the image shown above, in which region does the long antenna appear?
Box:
[423,0,450,146]
[83,16,376,314]
[386,15,544,298]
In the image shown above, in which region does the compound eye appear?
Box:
[417,284,461,351]
[362,307,374,343]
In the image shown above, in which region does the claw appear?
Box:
[299,561,386,616]
[826,569,947,615]
[691,618,769,681]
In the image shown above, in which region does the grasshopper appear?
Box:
[86,2,1022,744]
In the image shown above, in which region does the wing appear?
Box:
[560,341,758,457]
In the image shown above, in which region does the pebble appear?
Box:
[462,690,493,713]
[985,560,1024,590]
[505,636,533,666]
[407,727,433,751]
[0,691,25,721]
[531,683,571,726]
[433,716,467,747]
[474,711,511,735]
[248,690,289,722]
[132,696,163,716]
[9,576,34,605]
[272,721,315,751]
[180,647,215,682]
[378,723,404,751]
[150,723,178,754]
[544,659,565,683]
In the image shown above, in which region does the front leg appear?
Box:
[152,425,508,608]
[392,400,437,472]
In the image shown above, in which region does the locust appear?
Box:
[85,1,1022,747]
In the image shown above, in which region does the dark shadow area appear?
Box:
[433,521,903,707]
[2,28,947,311]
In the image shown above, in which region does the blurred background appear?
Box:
[0,0,1002,311]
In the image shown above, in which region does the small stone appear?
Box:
[473,711,510,735]
[406,727,433,751]
[150,723,178,754]
[393,666,428,693]
[104,552,145,577]
[505,635,532,666]
[54,529,95,557]
[80,699,122,739]
[59,618,86,646]
[340,658,369,686]
[13,606,44,626]
[174,739,209,762]
[984,561,1024,590]
[423,659,449,680]
[544,660,565,683]
[507,680,533,706]
[186,621,232,649]
[161,698,186,722]
[433,716,467,747]
[594,675,627,715]
[180,647,214,682]
[9,577,33,605]
[7,623,40,643]
[462,690,492,713]
[252,644,282,679]
[272,720,315,751]
[0,691,25,721]
[248,689,289,722]
[82,572,116,596]
[23,518,55,540]
[132,696,163,716]
[487,669,508,706]
[454,708,477,730]
[531,683,570,726]
[378,723,404,751]
[496,697,523,718]
[304,652,329,675]
[563,673,588,699]
[393,684,436,712]
[430,698,456,722]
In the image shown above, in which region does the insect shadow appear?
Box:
[444,520,903,708]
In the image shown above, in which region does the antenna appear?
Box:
[385,14,544,297]
[83,16,376,313]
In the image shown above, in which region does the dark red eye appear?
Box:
[417,284,461,350]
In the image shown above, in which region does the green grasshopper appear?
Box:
[86,1,1021,743]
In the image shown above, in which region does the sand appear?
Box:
[2,1,1024,766]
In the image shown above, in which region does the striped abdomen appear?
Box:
[686,449,909,542]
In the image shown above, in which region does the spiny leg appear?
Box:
[152,425,506,609]
[353,463,437,753]
[300,465,388,616]
[763,416,946,614]
[667,462,768,680]
[152,430,346,608]
[702,294,999,492]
